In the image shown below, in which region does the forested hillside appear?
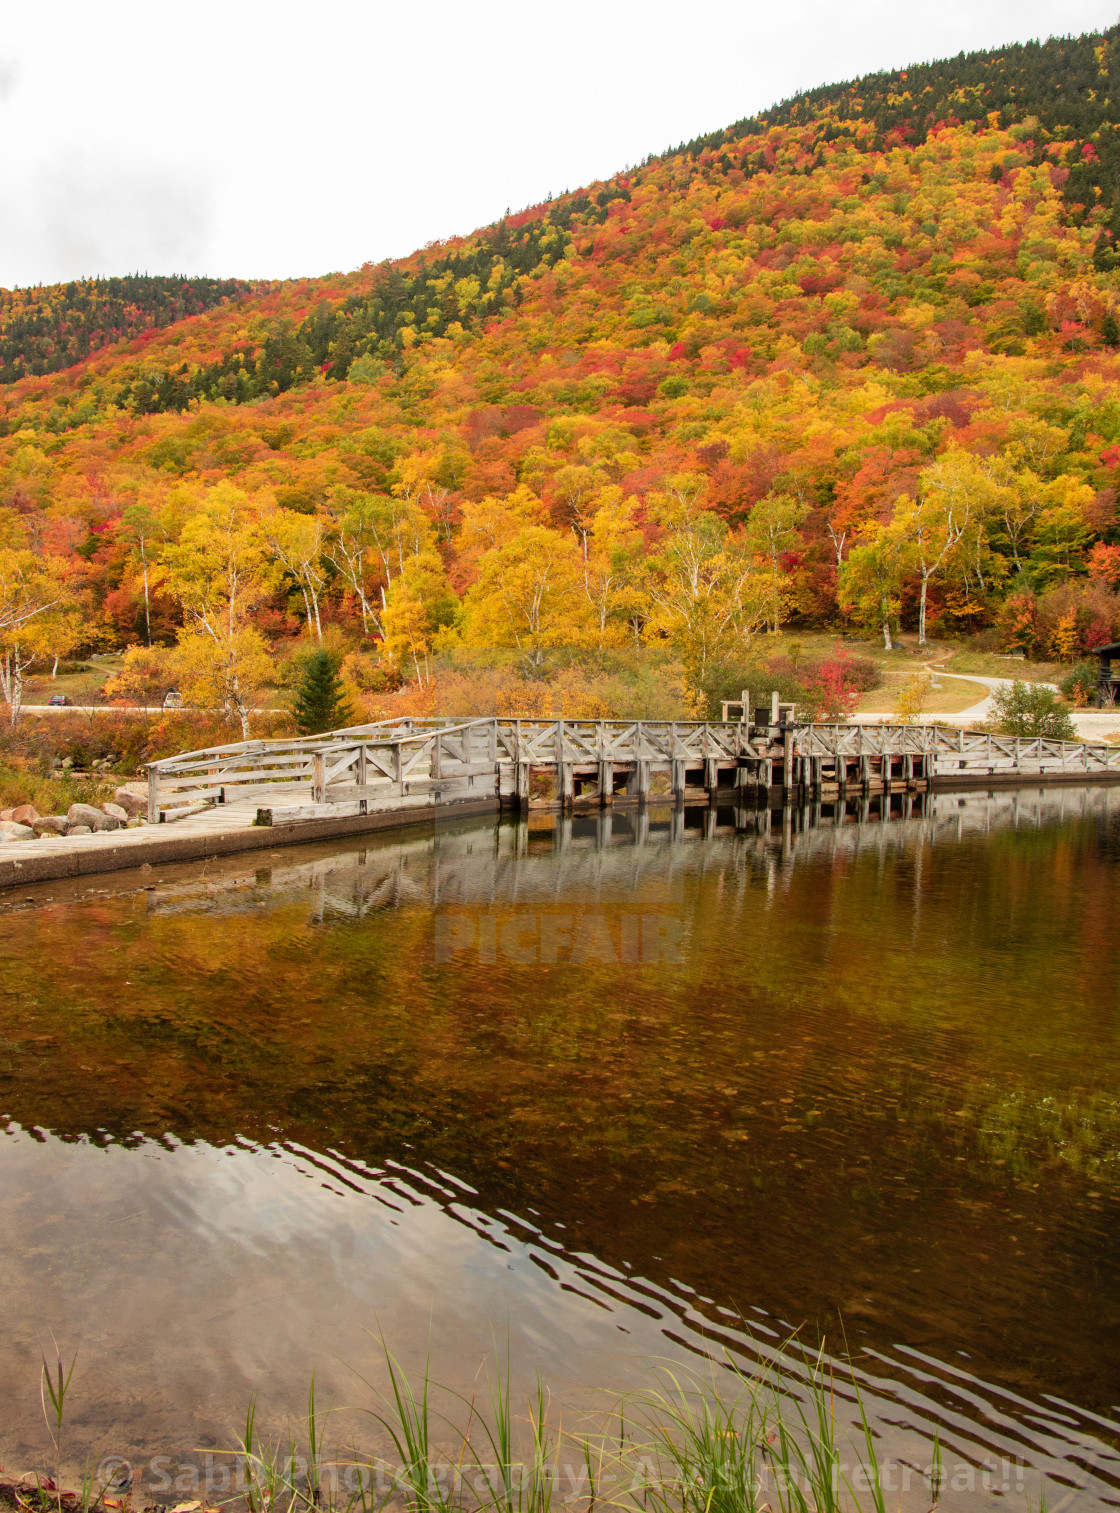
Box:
[0,276,253,385]
[2,24,1120,733]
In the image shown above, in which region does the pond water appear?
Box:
[1,790,1119,1509]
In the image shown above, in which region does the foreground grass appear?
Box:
[6,1343,952,1513]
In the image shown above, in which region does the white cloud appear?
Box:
[0,0,1115,286]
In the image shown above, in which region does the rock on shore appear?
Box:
[32,817,69,836]
[66,802,121,833]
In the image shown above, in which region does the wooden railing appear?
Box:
[145,717,1120,822]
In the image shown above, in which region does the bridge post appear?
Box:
[357,745,367,790]
[782,727,794,799]
[599,761,614,806]
[705,757,719,800]
[671,759,686,802]
[558,763,574,808]
[312,753,325,804]
[431,733,442,781]
[517,762,531,809]
[147,765,161,823]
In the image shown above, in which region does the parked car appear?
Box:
[47,694,69,707]
[162,689,183,710]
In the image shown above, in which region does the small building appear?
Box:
[1093,642,1120,705]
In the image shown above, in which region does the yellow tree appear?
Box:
[120,498,171,647]
[901,450,999,645]
[744,492,810,633]
[645,498,769,691]
[160,484,276,738]
[550,464,600,557]
[459,526,588,674]
[455,485,548,577]
[259,505,328,640]
[381,552,458,685]
[581,488,646,647]
[322,488,388,634]
[838,519,912,650]
[0,549,78,725]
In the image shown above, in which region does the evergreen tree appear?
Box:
[1103,310,1120,347]
[292,649,354,734]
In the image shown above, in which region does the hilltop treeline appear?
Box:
[0,276,254,385]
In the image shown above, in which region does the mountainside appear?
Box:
[3,25,1120,730]
[0,276,254,385]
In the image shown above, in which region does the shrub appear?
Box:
[804,649,863,718]
[988,681,1077,739]
[1060,659,1100,707]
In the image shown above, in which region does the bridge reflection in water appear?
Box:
[136,782,1120,926]
[2,786,1120,1509]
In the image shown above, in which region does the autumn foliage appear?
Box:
[3,27,1120,729]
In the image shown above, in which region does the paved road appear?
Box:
[944,672,1059,722]
[21,704,168,714]
[857,669,1120,737]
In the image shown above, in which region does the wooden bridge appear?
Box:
[145,714,1120,826]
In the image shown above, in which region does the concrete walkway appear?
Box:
[0,792,499,892]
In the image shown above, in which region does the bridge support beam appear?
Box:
[671,759,686,802]
[599,761,614,806]
[627,761,651,801]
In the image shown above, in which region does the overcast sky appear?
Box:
[0,0,1116,288]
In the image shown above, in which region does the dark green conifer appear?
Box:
[1103,310,1120,346]
[292,649,353,735]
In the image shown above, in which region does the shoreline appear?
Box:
[3,770,1120,893]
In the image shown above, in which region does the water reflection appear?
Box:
[1,789,1119,1505]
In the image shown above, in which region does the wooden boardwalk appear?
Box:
[2,715,1119,893]
[146,714,1120,824]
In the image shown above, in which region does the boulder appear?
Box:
[66,802,119,833]
[113,788,147,818]
[0,809,13,822]
[0,821,34,842]
[101,802,130,824]
[32,816,69,836]
[11,803,39,825]
[67,824,93,836]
